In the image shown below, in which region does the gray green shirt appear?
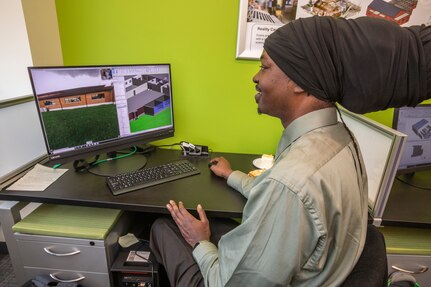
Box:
[193,107,368,287]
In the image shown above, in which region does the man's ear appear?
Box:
[293,84,305,94]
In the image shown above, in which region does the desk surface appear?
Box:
[383,170,431,227]
[5,148,429,224]
[0,149,258,217]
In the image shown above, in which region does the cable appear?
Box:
[395,176,431,190]
[73,146,141,177]
[157,142,182,148]
[52,163,62,169]
[83,146,140,177]
[135,239,154,287]
[90,146,138,167]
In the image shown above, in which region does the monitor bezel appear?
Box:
[28,63,175,165]
[392,104,431,175]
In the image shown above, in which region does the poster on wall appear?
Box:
[236,0,431,60]
[236,0,298,59]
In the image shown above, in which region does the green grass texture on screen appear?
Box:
[42,104,120,150]
[130,108,172,133]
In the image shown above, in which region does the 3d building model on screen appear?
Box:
[412,145,424,157]
[37,84,120,151]
[125,74,171,120]
[301,0,361,18]
[37,85,114,111]
[366,0,418,25]
[412,118,431,139]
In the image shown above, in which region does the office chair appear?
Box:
[341,224,388,287]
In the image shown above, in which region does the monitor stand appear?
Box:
[396,170,431,190]
[74,153,148,177]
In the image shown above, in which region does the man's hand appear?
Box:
[209,157,233,180]
[166,200,210,247]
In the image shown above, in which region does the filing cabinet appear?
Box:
[15,233,112,286]
[11,204,129,287]
[387,254,431,285]
[381,226,431,286]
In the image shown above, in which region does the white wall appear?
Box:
[0,0,33,101]
[0,0,61,243]
[0,101,46,178]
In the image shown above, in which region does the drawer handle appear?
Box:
[43,247,81,257]
[50,273,85,283]
[391,265,429,274]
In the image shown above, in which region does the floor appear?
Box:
[0,253,17,287]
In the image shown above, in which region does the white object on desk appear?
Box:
[6,164,67,191]
[253,155,274,170]
[119,233,139,248]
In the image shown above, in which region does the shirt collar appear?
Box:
[275,107,338,160]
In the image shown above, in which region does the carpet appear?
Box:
[0,253,17,287]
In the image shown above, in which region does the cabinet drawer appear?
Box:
[387,254,431,285]
[24,267,110,287]
[16,238,108,273]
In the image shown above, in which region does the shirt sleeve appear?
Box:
[226,170,255,199]
[192,240,222,287]
[193,178,323,287]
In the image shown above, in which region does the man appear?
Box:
[150,16,431,286]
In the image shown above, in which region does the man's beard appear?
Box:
[255,92,262,115]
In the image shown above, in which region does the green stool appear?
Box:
[13,204,122,239]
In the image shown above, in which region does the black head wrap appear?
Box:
[264,16,431,114]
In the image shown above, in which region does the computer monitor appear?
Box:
[392,104,431,187]
[339,108,406,224]
[392,104,431,174]
[28,64,174,171]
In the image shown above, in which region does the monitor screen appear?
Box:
[392,104,431,174]
[28,64,174,164]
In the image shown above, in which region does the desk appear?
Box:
[0,148,257,217]
[382,170,431,227]
[0,148,256,286]
[381,171,431,285]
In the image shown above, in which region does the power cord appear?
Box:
[157,142,182,148]
[91,146,138,167]
[74,146,139,176]
[395,176,431,190]
[134,239,154,287]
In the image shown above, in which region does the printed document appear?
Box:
[6,164,67,191]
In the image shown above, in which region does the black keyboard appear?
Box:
[106,159,200,195]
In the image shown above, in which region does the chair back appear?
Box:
[341,224,388,287]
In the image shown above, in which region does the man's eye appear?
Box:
[260,65,267,70]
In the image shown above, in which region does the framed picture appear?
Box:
[236,0,298,60]
[236,0,430,60]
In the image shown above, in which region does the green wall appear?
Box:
[55,0,428,155]
[56,0,281,155]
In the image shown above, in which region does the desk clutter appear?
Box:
[248,154,274,177]
[111,213,165,287]
[23,274,82,287]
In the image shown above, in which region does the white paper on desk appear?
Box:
[6,164,68,191]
